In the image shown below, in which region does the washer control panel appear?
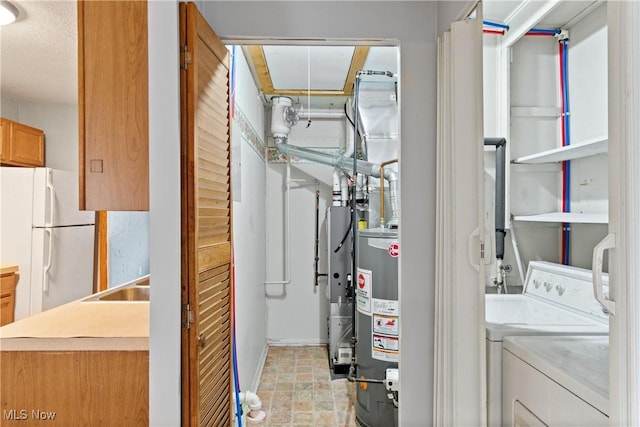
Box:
[524,261,609,321]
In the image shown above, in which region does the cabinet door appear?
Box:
[0,273,16,326]
[0,294,14,326]
[78,0,149,211]
[0,118,45,167]
[0,118,7,163]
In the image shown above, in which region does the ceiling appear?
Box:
[1,1,77,105]
[244,44,398,109]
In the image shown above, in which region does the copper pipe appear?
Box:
[379,158,398,227]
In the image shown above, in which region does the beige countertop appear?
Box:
[0,281,149,351]
[0,265,18,275]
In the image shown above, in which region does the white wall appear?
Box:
[1,97,78,172]
[264,119,338,344]
[566,3,609,268]
[230,46,269,391]
[504,3,609,272]
[148,2,182,426]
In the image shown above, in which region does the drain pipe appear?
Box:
[264,158,291,286]
[234,391,267,425]
[484,137,508,292]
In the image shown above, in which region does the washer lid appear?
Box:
[485,295,609,341]
[503,335,609,415]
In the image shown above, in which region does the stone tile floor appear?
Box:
[257,346,357,427]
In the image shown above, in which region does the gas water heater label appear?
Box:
[356,268,372,314]
[372,298,399,316]
[371,298,399,362]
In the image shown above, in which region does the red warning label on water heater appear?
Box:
[356,268,372,314]
[373,314,399,336]
[388,243,399,257]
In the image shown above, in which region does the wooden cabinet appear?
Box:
[0,118,45,167]
[0,350,148,425]
[0,266,18,326]
[77,0,149,211]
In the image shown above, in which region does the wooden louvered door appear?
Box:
[180,3,234,426]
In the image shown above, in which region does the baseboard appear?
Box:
[250,340,269,393]
[266,338,329,346]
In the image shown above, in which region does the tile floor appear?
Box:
[257,346,357,427]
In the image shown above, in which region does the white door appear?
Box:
[606,2,640,425]
[30,225,95,314]
[434,4,486,426]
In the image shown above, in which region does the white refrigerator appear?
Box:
[0,167,95,321]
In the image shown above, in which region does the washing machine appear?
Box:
[502,335,608,426]
[485,261,609,426]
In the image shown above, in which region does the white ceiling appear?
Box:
[263,45,356,91]
[1,1,77,105]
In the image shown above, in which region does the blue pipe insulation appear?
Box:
[229,241,242,426]
[233,324,243,426]
[483,20,509,30]
[528,28,561,35]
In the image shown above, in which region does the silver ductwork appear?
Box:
[273,140,399,227]
[270,92,399,228]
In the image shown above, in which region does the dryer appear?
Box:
[485,262,609,426]
[502,335,608,426]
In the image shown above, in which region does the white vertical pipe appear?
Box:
[264,159,291,285]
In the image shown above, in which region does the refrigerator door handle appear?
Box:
[46,170,56,227]
[43,228,54,293]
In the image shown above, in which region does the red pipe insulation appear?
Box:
[558,40,568,263]
[483,29,505,35]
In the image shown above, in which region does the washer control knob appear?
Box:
[556,285,565,296]
[544,281,553,291]
[533,279,541,288]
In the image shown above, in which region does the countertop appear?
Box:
[0,265,18,275]
[0,281,149,351]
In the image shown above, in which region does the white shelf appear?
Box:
[512,135,608,164]
[513,212,608,224]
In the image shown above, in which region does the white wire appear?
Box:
[307,47,311,125]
